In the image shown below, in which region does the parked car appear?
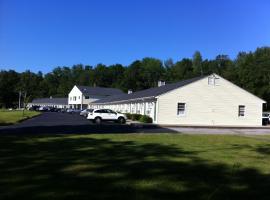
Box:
[262,113,270,125]
[38,106,49,111]
[80,109,94,117]
[87,109,127,124]
[28,105,40,111]
[66,108,81,114]
[66,108,74,113]
[49,107,61,112]
[60,108,67,113]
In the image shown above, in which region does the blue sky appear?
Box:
[0,0,270,73]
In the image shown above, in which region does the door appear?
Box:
[106,109,118,120]
[100,109,110,120]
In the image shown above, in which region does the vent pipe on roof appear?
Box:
[128,89,133,94]
[50,96,53,99]
[158,81,166,87]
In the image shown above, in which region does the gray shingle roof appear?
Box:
[77,86,124,96]
[93,76,206,104]
[31,98,68,105]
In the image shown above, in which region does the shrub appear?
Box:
[131,114,142,121]
[139,115,153,123]
[124,113,132,120]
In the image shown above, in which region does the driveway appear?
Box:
[0,112,136,134]
[1,112,270,135]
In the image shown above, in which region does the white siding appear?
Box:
[69,86,107,108]
[68,86,83,105]
[157,75,265,126]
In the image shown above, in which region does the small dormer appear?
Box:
[208,74,220,86]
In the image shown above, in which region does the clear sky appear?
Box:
[0,0,270,73]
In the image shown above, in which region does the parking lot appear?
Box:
[1,112,270,135]
[0,112,138,134]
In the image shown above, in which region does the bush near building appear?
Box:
[139,115,153,123]
[124,113,153,123]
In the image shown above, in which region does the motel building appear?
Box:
[68,85,124,109]
[28,97,68,108]
[90,74,266,126]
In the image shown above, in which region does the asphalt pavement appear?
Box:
[1,112,270,135]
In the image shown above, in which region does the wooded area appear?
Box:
[1,47,270,109]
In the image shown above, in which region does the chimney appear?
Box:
[128,89,133,94]
[50,96,53,99]
[158,80,166,87]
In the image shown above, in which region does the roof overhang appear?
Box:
[91,96,157,105]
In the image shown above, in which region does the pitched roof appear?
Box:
[93,76,206,104]
[76,86,124,96]
[31,98,68,105]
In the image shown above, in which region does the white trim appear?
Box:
[177,102,186,117]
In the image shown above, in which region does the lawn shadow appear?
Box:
[0,124,179,134]
[0,135,270,199]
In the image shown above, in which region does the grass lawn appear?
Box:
[1,134,270,199]
[0,110,40,125]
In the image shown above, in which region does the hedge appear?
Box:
[139,115,153,123]
[124,113,153,123]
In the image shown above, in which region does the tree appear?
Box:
[0,70,20,108]
[192,51,203,76]
[170,58,194,81]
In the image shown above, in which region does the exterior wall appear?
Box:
[28,103,68,108]
[68,86,83,106]
[69,86,114,109]
[90,100,157,122]
[157,75,264,126]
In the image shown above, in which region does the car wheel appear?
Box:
[118,117,126,124]
[95,117,102,124]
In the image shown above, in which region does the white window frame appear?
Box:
[238,105,245,117]
[214,78,220,86]
[208,76,220,86]
[208,77,214,85]
[177,103,186,116]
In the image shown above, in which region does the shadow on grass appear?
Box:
[0,135,270,200]
[0,124,178,134]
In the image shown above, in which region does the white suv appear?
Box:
[87,109,127,124]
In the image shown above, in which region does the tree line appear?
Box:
[0,47,270,109]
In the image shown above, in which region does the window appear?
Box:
[78,96,80,99]
[177,103,186,116]
[85,96,90,99]
[73,96,76,101]
[208,77,214,85]
[214,78,220,85]
[238,105,245,117]
[208,76,220,86]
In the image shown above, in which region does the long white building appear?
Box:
[90,74,265,126]
[28,97,68,108]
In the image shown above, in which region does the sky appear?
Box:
[0,0,270,73]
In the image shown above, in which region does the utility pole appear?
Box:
[23,92,27,109]
[18,91,21,109]
[200,65,203,76]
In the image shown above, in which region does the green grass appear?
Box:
[1,134,270,199]
[0,110,40,125]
